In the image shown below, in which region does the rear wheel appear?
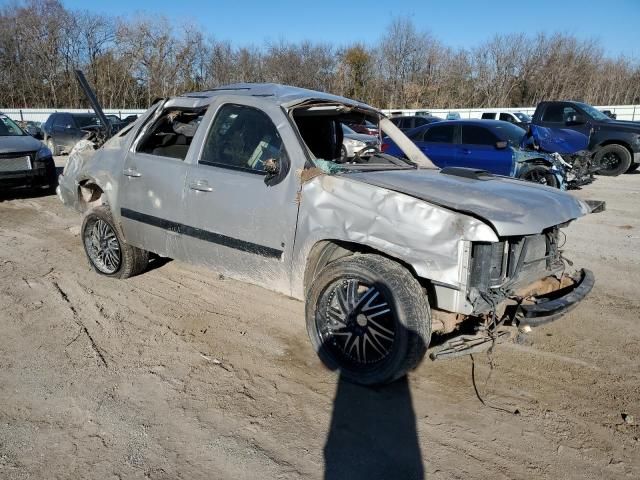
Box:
[81,206,148,278]
[595,144,632,176]
[519,164,560,188]
[306,254,431,386]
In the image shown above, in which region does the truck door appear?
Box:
[181,97,301,295]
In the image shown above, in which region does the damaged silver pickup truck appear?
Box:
[58,83,600,385]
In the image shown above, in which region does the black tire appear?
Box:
[518,164,560,188]
[595,144,632,176]
[81,206,148,279]
[306,253,431,386]
[46,137,59,156]
[626,162,639,173]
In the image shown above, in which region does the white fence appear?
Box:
[3,104,640,123]
[1,108,147,123]
[381,104,640,121]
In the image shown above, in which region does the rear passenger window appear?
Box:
[481,113,494,120]
[137,109,205,160]
[541,105,565,122]
[423,125,455,143]
[462,126,498,145]
[200,104,287,174]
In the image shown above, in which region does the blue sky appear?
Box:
[58,0,640,58]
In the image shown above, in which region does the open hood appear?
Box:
[346,168,591,237]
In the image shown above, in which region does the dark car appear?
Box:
[42,112,104,155]
[532,101,640,175]
[19,120,44,139]
[389,115,441,132]
[0,113,57,192]
[382,120,568,188]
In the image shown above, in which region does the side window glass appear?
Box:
[137,109,205,160]
[563,107,578,122]
[53,115,66,128]
[423,125,455,143]
[542,105,564,122]
[200,104,286,174]
[462,126,498,145]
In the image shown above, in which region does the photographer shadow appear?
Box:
[323,361,424,479]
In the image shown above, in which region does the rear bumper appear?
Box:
[515,269,594,327]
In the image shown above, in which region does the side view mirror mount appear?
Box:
[263,158,280,186]
[495,141,508,149]
[566,114,586,125]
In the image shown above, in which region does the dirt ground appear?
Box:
[1,159,639,480]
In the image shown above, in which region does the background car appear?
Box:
[481,111,530,129]
[0,113,56,192]
[389,115,440,132]
[382,119,566,188]
[42,112,104,155]
[19,120,44,139]
[347,119,378,136]
[341,124,378,160]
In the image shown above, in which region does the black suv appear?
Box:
[42,112,104,155]
[0,112,56,192]
[532,101,640,175]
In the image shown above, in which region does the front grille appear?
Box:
[469,229,562,290]
[0,152,33,172]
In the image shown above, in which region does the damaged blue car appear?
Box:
[382,119,569,189]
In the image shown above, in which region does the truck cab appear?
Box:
[532,101,640,175]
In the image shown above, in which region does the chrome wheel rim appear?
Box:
[317,278,396,368]
[84,219,121,274]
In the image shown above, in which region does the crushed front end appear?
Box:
[430,227,595,360]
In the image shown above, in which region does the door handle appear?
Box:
[123,168,141,177]
[189,180,213,192]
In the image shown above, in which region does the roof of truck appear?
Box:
[176,83,376,112]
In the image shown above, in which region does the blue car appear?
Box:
[382,120,568,189]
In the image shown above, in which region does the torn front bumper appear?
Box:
[510,269,595,327]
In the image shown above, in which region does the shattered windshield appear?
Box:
[293,105,415,172]
[577,103,610,121]
[0,115,26,136]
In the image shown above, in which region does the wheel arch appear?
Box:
[596,139,634,158]
[302,239,437,306]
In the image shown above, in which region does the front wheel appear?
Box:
[519,164,560,188]
[81,206,149,278]
[595,144,632,176]
[306,254,431,386]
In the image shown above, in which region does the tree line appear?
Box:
[1,0,639,111]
